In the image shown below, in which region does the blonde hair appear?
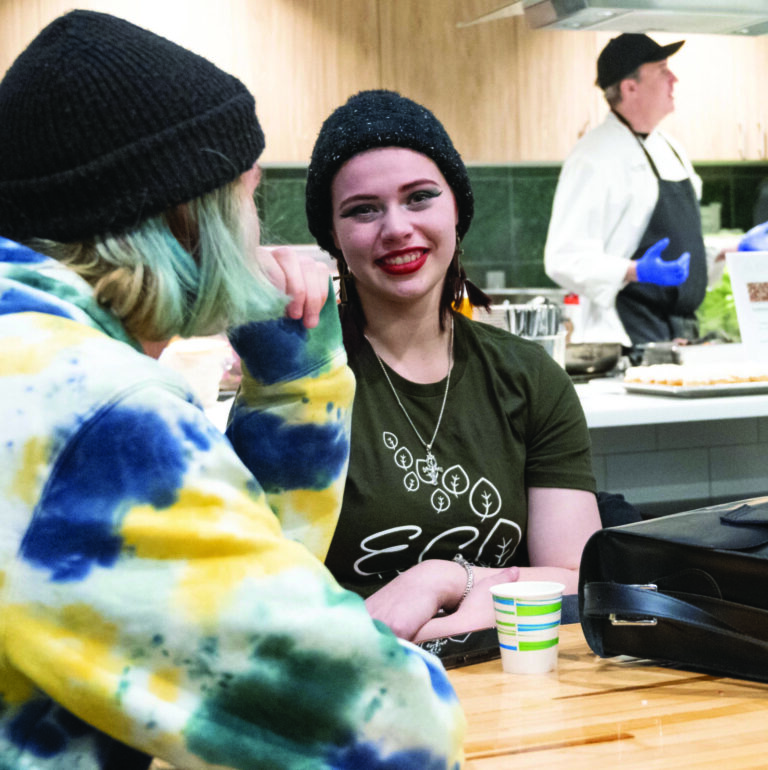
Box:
[26,177,284,342]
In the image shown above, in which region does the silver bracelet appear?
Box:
[453,553,474,606]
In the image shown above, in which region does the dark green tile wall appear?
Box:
[697,162,768,232]
[259,161,768,288]
[256,167,311,246]
[462,165,561,288]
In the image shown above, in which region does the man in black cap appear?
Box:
[545,33,722,351]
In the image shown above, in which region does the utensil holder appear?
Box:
[522,332,566,369]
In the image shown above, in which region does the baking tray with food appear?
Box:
[624,381,768,398]
[623,362,768,398]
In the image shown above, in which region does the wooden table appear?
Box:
[448,623,768,769]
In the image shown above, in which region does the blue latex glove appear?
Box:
[738,221,768,251]
[635,237,690,286]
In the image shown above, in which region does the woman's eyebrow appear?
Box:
[337,192,378,209]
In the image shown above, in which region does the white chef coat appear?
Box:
[544,111,707,346]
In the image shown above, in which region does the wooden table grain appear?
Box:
[150,623,768,769]
[448,623,768,769]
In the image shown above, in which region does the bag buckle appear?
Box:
[609,584,658,626]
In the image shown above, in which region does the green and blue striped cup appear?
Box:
[489,581,565,674]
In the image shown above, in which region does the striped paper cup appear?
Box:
[489,581,565,674]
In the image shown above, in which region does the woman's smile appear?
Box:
[376,248,429,275]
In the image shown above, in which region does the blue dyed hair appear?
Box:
[27,176,285,342]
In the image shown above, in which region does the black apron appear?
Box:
[615,120,707,347]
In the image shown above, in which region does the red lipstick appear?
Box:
[376,249,428,276]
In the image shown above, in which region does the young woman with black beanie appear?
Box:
[305,90,602,643]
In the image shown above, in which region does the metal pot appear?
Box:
[565,342,622,376]
[637,341,681,366]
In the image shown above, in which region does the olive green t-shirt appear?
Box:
[325,312,596,596]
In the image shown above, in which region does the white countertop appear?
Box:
[576,377,768,428]
[207,378,768,434]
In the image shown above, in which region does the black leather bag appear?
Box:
[579,496,768,683]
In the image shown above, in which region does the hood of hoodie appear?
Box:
[0,236,141,350]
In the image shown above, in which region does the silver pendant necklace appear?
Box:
[365,318,453,486]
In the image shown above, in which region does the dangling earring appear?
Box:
[453,228,491,310]
[455,227,465,263]
[453,228,467,298]
[335,259,354,306]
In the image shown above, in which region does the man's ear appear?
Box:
[621,77,638,100]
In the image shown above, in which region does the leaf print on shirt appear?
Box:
[383,431,398,450]
[441,465,470,498]
[404,471,420,492]
[475,518,523,567]
[394,446,413,471]
[430,487,451,514]
[469,478,502,521]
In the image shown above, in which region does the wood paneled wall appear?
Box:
[1,0,767,163]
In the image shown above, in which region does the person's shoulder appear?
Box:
[650,127,690,158]
[563,115,639,184]
[458,313,553,362]
[459,315,575,399]
[457,312,517,345]
[571,113,628,149]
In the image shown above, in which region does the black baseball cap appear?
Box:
[596,33,684,89]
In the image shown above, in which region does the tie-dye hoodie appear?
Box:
[0,237,465,770]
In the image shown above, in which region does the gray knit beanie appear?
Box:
[306,90,473,259]
[0,10,265,243]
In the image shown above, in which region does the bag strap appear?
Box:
[583,582,768,650]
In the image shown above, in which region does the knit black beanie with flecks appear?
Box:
[0,10,265,243]
[305,89,473,259]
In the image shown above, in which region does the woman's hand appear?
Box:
[258,246,330,328]
[365,560,520,642]
[413,566,520,643]
[364,560,466,641]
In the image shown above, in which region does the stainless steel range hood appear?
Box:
[459,1,768,36]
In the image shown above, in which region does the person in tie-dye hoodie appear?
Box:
[0,10,465,770]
